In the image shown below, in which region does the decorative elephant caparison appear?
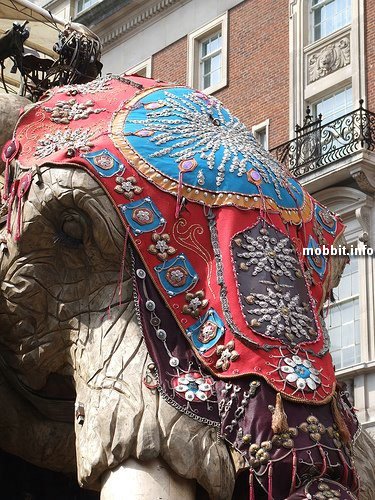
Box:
[0,76,374,500]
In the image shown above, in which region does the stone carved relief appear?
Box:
[308,37,350,83]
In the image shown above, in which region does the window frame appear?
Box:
[311,84,353,124]
[76,0,101,15]
[187,13,228,95]
[310,0,352,43]
[125,58,152,78]
[316,186,373,377]
[326,252,361,370]
[252,119,270,150]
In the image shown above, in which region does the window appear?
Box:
[125,58,152,78]
[252,119,270,150]
[199,31,222,91]
[313,85,352,124]
[188,14,228,94]
[77,0,101,14]
[327,256,360,370]
[311,0,352,42]
[310,86,353,160]
[55,6,70,21]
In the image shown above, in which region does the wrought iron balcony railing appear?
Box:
[270,101,375,178]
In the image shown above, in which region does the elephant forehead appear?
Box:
[111,86,307,212]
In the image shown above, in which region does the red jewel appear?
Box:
[2,139,20,162]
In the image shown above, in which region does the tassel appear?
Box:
[249,469,255,500]
[289,449,297,495]
[175,159,197,218]
[14,171,33,242]
[1,139,20,202]
[6,180,19,235]
[15,195,22,241]
[331,396,351,444]
[318,444,327,476]
[338,449,349,485]
[267,462,273,500]
[2,161,10,201]
[271,393,289,434]
[175,170,184,218]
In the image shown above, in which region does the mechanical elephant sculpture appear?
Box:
[0,76,374,500]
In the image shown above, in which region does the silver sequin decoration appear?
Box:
[128,90,290,194]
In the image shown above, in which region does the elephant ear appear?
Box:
[0,94,31,174]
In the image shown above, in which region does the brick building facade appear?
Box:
[151,0,290,149]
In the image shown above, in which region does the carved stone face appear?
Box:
[318,47,335,72]
[0,165,233,498]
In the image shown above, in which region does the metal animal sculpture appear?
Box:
[0,76,374,500]
[0,21,29,76]
[0,21,101,101]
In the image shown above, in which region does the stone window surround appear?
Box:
[187,12,228,95]
[316,186,374,423]
[288,0,365,137]
[125,57,153,78]
[304,25,351,97]
[316,186,373,363]
[252,119,270,150]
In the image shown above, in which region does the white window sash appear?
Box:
[200,47,222,63]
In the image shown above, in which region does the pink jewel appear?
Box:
[134,129,154,137]
[194,91,210,102]
[2,139,20,161]
[247,169,262,184]
[179,158,197,172]
[144,102,164,110]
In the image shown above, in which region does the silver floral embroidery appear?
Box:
[56,75,112,95]
[135,210,152,223]
[34,128,94,158]
[169,269,184,283]
[235,229,300,280]
[279,354,321,391]
[44,99,106,123]
[247,288,316,343]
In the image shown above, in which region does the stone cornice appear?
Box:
[97,0,185,49]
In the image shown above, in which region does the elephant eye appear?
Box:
[54,212,85,248]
